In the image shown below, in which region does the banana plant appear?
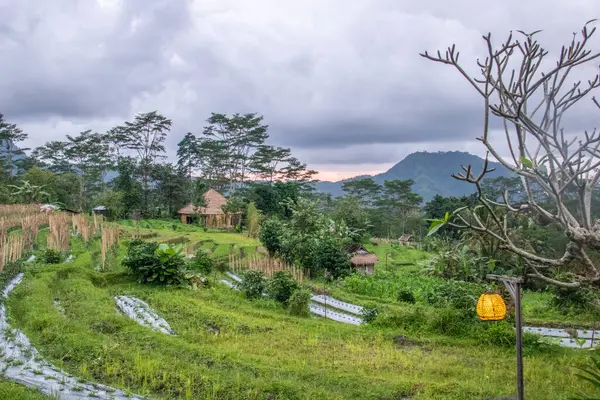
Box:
[8,180,50,203]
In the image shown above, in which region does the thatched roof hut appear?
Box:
[178,189,241,228]
[346,244,378,275]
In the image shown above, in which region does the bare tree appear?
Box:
[421,21,600,288]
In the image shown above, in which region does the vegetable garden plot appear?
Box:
[115,296,175,335]
[523,326,600,348]
[219,276,364,325]
[310,295,364,315]
[1,274,144,399]
[309,303,363,325]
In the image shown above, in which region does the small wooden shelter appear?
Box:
[92,205,107,216]
[347,244,378,275]
[178,189,241,229]
[398,234,413,247]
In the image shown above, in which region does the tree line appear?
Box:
[0,111,317,219]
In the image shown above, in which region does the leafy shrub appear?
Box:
[42,248,62,264]
[288,289,311,317]
[267,271,299,305]
[374,305,430,331]
[259,218,284,256]
[475,321,516,346]
[311,236,352,280]
[397,288,416,304]
[239,270,266,300]
[552,284,600,313]
[188,249,214,275]
[361,305,380,324]
[122,240,184,285]
[423,280,479,312]
[427,306,473,336]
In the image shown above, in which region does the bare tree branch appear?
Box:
[422,21,600,287]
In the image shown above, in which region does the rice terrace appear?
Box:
[1,9,600,400]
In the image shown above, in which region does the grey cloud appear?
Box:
[0,0,193,120]
[1,0,599,170]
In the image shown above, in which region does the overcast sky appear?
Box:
[1,0,598,181]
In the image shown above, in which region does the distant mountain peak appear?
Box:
[314,151,509,201]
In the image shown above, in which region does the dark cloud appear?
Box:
[0,0,597,172]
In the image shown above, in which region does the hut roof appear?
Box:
[177,189,230,215]
[350,253,379,266]
[345,243,369,254]
[93,205,107,211]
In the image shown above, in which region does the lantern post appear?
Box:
[487,274,524,400]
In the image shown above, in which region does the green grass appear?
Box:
[3,247,593,399]
[0,380,54,400]
[2,223,597,399]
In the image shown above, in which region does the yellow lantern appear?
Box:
[476,292,507,321]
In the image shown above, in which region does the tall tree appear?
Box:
[31,141,73,175]
[342,178,382,207]
[177,132,198,182]
[120,111,172,215]
[203,112,269,191]
[65,130,111,209]
[376,179,422,236]
[422,22,600,287]
[250,145,292,182]
[0,113,28,179]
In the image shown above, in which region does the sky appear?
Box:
[0,0,598,182]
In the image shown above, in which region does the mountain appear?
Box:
[314,151,511,202]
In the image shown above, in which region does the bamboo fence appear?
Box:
[229,253,304,283]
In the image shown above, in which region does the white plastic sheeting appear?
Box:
[220,274,365,325]
[226,272,242,283]
[0,274,144,399]
[219,279,237,289]
[309,303,363,325]
[524,326,599,349]
[114,296,175,335]
[311,295,364,315]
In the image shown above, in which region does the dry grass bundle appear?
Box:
[0,232,26,272]
[93,214,104,231]
[0,204,40,218]
[21,214,47,250]
[229,253,304,284]
[47,213,70,252]
[72,214,94,243]
[101,223,119,270]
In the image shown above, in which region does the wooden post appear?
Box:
[487,274,524,400]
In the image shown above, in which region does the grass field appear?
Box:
[2,220,597,399]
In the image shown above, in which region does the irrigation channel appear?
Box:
[221,272,365,325]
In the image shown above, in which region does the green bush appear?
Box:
[42,248,62,264]
[288,289,311,317]
[427,306,473,336]
[397,288,416,304]
[423,280,479,312]
[361,305,380,324]
[267,271,299,305]
[259,218,284,256]
[239,270,266,300]
[188,248,214,275]
[552,284,599,313]
[122,240,184,285]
